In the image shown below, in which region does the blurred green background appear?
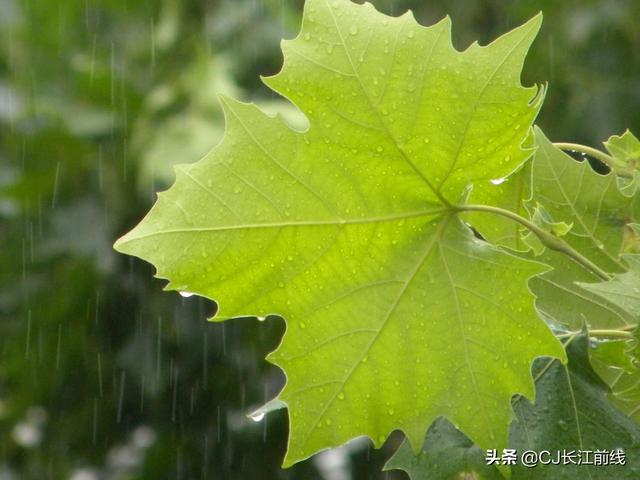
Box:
[1,0,638,478]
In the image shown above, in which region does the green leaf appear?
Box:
[608,370,640,423]
[604,129,640,170]
[510,333,640,479]
[625,223,640,254]
[114,0,564,466]
[578,254,640,320]
[383,417,503,480]
[385,334,640,479]
[522,203,572,256]
[527,129,636,329]
[529,249,635,330]
[590,339,636,377]
[603,129,640,196]
[589,333,640,423]
[606,333,640,423]
[529,128,633,271]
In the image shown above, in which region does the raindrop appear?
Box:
[97,353,103,397]
[51,161,60,208]
[349,25,358,36]
[216,406,222,443]
[117,371,126,423]
[92,397,98,445]
[140,376,146,412]
[179,291,195,298]
[55,324,62,369]
[25,310,31,359]
[250,412,265,422]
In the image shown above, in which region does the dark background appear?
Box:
[1,0,639,478]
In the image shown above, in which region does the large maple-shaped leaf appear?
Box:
[114,0,564,466]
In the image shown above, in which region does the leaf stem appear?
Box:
[557,328,634,340]
[455,204,612,281]
[553,142,634,178]
[590,329,635,339]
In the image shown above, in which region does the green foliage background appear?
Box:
[1,0,638,478]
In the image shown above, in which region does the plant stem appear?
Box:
[590,329,635,339]
[553,142,634,178]
[557,328,634,340]
[456,204,612,281]
[553,142,615,166]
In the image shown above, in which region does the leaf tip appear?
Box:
[216,92,235,110]
[112,236,125,253]
[113,230,134,254]
[525,11,544,32]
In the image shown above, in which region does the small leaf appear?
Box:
[530,128,634,272]
[604,129,640,170]
[591,339,636,377]
[608,369,640,423]
[589,330,640,423]
[529,249,635,330]
[578,254,640,320]
[522,203,572,256]
[528,129,636,329]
